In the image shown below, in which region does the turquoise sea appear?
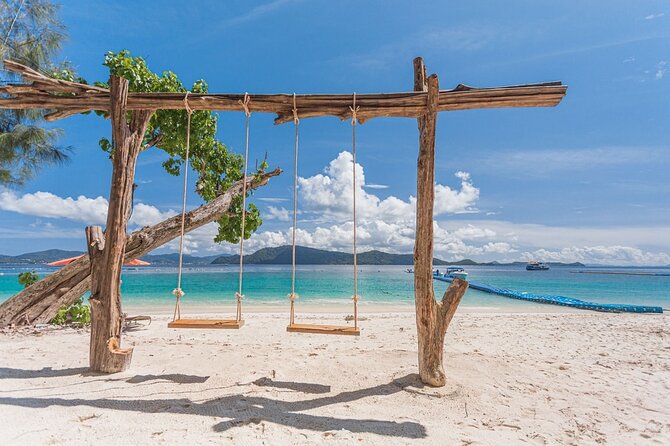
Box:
[0,264,668,312]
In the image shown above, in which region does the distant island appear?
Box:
[0,246,586,267]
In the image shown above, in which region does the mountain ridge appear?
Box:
[0,247,590,267]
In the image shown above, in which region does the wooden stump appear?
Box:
[413,57,469,387]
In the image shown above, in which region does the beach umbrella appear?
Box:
[47,255,150,267]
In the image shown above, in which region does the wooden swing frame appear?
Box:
[0,58,566,379]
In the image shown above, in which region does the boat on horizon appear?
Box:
[526,261,550,271]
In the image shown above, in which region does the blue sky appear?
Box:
[1,0,669,265]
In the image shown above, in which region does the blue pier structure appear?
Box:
[433,275,664,314]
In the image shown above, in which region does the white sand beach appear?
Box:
[1,309,668,445]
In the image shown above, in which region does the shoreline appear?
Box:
[122,302,589,315]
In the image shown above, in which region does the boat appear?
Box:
[432,267,469,280]
[405,268,414,273]
[526,261,549,271]
[445,266,468,280]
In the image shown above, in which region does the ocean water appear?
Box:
[0,264,668,311]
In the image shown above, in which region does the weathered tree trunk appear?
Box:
[413,57,469,387]
[86,76,152,373]
[0,168,280,328]
[86,226,133,372]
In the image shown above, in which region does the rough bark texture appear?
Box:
[0,169,281,328]
[0,59,567,124]
[413,57,469,387]
[87,76,152,373]
[86,226,133,372]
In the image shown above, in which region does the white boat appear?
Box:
[445,267,468,280]
[526,261,549,271]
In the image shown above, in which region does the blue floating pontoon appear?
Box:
[433,275,664,314]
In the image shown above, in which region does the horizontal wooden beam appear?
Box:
[0,60,567,124]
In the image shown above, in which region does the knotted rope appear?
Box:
[350,93,361,329]
[172,91,193,321]
[235,93,252,321]
[289,93,300,325]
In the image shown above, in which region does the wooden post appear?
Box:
[87,75,153,373]
[413,57,469,387]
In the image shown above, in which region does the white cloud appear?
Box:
[153,154,670,265]
[644,13,665,20]
[522,246,670,266]
[130,203,177,227]
[434,172,479,214]
[364,184,389,190]
[225,0,300,26]
[452,224,496,240]
[0,190,108,224]
[656,61,667,80]
[442,219,670,250]
[0,190,175,227]
[257,197,289,203]
[4,153,669,266]
[266,206,290,221]
[297,151,478,221]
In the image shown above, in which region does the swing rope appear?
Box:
[172,92,193,322]
[236,93,252,321]
[350,93,360,329]
[289,93,299,326]
[287,93,360,330]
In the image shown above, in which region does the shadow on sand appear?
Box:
[0,367,90,379]
[0,373,428,438]
[0,367,209,384]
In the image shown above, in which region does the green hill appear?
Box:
[0,249,84,264]
[212,245,451,265]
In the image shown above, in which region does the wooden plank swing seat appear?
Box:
[168,319,244,329]
[286,323,360,336]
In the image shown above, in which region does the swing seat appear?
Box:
[168,319,245,329]
[286,323,360,336]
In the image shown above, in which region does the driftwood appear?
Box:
[0,59,567,124]
[0,168,281,328]
[413,58,469,387]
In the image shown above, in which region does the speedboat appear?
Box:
[526,261,549,271]
[445,267,468,280]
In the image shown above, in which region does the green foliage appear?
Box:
[0,0,70,186]
[96,50,264,244]
[17,270,39,288]
[50,297,91,326]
